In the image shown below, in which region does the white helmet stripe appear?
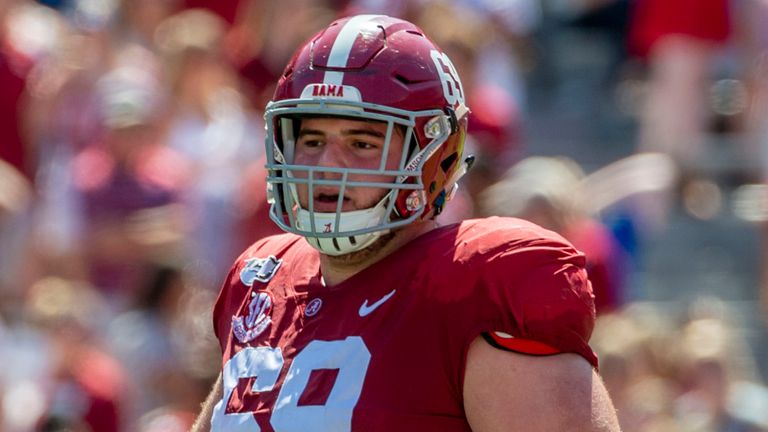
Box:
[323,14,384,86]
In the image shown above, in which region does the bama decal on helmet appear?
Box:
[300,84,362,102]
[430,50,465,106]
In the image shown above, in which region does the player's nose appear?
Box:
[315,140,347,177]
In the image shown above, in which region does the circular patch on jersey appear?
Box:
[305,298,323,317]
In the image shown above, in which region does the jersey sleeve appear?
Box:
[473,236,598,368]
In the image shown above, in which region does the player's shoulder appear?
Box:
[434,216,582,265]
[404,216,585,292]
[457,216,569,242]
[429,218,597,366]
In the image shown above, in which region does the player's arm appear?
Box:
[191,372,223,432]
[464,336,620,431]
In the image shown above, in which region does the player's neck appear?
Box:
[318,220,438,287]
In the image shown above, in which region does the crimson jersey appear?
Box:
[211,217,597,431]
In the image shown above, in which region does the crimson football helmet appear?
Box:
[264,14,471,255]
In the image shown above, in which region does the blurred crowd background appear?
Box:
[1,0,768,430]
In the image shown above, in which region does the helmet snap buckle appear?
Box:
[405,191,426,212]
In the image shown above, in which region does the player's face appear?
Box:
[293,117,404,213]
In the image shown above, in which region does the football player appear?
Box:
[192,14,621,431]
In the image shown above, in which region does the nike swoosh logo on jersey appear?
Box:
[358,289,396,317]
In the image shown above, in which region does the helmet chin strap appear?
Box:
[295,194,392,256]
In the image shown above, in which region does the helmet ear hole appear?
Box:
[440,152,458,173]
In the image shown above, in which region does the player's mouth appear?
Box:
[312,193,352,212]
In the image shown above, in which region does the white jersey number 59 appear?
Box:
[211,337,371,431]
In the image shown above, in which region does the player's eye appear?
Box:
[352,141,378,150]
[299,138,323,148]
